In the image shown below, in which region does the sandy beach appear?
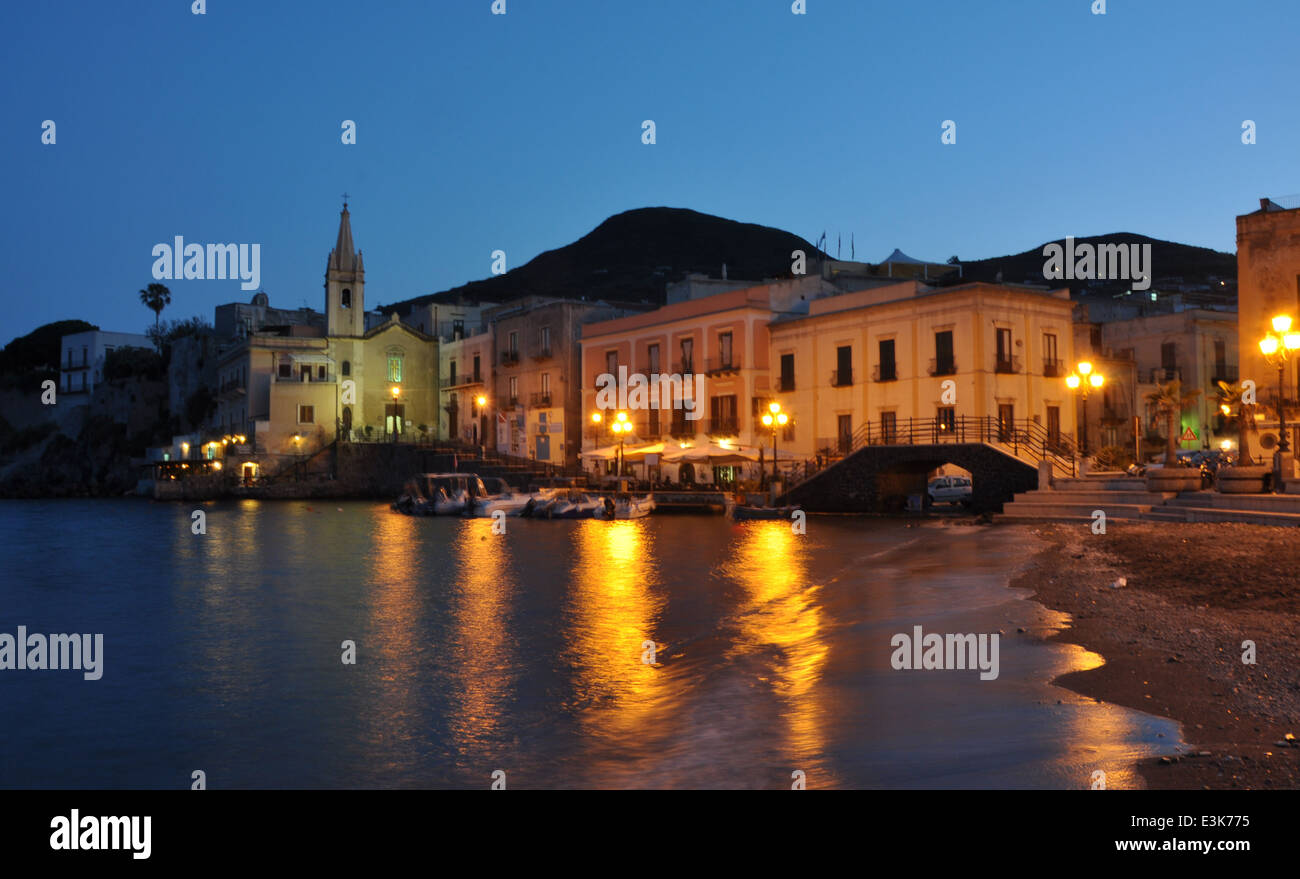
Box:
[1006,521,1300,789]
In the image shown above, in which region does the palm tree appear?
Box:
[1216,380,1255,465]
[139,283,172,334]
[1144,379,1201,465]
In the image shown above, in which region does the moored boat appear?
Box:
[727,502,800,520]
[433,488,470,516]
[544,492,604,519]
[595,494,656,519]
[393,473,487,516]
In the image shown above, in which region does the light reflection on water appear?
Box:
[445,518,514,766]
[721,523,828,767]
[0,500,1182,789]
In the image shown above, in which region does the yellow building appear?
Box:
[767,281,1078,458]
[215,204,438,467]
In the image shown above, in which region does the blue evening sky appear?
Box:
[3,0,1297,343]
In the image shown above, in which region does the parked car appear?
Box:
[928,475,973,506]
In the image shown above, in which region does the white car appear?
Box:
[927,476,972,506]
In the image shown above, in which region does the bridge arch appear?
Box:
[782,443,1039,514]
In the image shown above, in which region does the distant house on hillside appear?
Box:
[59,329,153,398]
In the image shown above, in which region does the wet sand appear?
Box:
[1003,521,1300,789]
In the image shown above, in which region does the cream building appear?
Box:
[767,281,1078,458]
[1077,305,1237,453]
[214,204,438,466]
[438,320,492,445]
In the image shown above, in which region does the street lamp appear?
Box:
[610,410,632,480]
[476,395,488,457]
[390,385,401,443]
[1065,361,1104,457]
[760,401,790,489]
[1258,314,1300,455]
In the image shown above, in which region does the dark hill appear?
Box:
[957,233,1236,295]
[382,207,825,311]
[0,319,98,379]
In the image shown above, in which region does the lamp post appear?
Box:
[590,412,603,480]
[1065,361,1104,457]
[476,395,488,458]
[292,432,302,480]
[1258,314,1300,456]
[390,385,401,443]
[611,410,631,485]
[760,401,789,492]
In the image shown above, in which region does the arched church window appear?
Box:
[341,288,352,309]
[342,360,351,376]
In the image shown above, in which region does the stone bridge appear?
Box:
[780,442,1040,514]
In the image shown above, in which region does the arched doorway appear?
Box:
[341,405,353,436]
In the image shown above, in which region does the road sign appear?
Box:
[1180,427,1198,442]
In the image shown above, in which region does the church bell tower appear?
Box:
[325,200,365,336]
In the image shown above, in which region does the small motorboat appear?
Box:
[546,492,604,519]
[595,494,656,520]
[727,502,801,521]
[393,473,488,516]
[473,491,535,518]
[433,488,469,516]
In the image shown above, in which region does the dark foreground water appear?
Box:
[0,500,1179,789]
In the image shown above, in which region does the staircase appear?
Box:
[999,477,1174,523]
[1142,491,1300,525]
[999,479,1300,526]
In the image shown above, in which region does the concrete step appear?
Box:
[1170,493,1300,513]
[1144,506,1300,526]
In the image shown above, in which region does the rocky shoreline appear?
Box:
[1007,521,1300,789]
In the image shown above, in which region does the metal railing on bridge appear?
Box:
[784,415,1077,489]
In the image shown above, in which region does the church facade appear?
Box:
[214,204,438,466]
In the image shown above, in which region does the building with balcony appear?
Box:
[1076,303,1238,453]
[766,281,1077,459]
[58,330,154,397]
[438,314,492,445]
[580,284,783,459]
[489,296,634,468]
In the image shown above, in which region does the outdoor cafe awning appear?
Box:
[662,443,803,465]
[663,442,758,465]
[580,442,666,461]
